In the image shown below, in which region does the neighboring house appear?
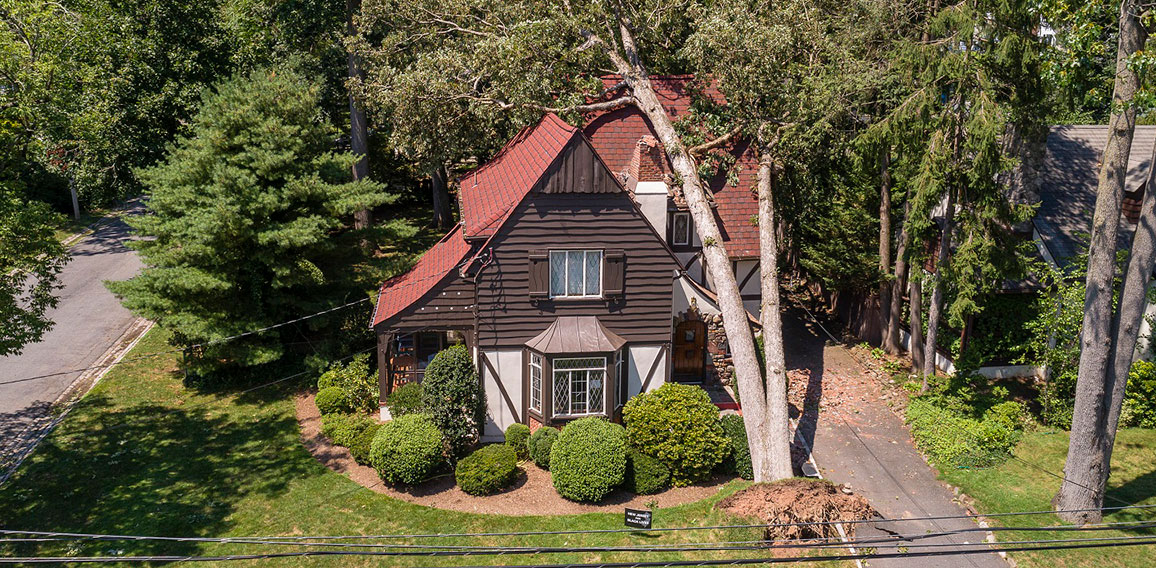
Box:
[371,112,745,439]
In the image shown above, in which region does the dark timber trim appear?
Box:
[639,343,670,393]
[738,262,759,290]
[480,351,520,423]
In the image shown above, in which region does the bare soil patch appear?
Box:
[716,478,875,540]
[295,392,731,516]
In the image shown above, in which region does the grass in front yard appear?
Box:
[941,428,1156,568]
[0,328,848,566]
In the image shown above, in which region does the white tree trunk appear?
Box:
[923,188,955,382]
[879,147,893,348]
[1055,0,1146,524]
[887,193,912,355]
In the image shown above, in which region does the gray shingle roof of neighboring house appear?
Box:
[1036,125,1156,266]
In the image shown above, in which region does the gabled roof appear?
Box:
[582,76,760,259]
[524,316,628,353]
[371,225,473,328]
[1035,125,1156,265]
[459,113,580,239]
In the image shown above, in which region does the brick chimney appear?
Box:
[629,136,666,182]
[628,136,670,238]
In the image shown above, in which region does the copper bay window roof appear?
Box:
[524,316,628,353]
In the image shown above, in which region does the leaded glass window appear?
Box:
[548,250,602,297]
[551,357,606,416]
[530,353,543,412]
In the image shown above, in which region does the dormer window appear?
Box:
[672,212,691,246]
[549,250,602,298]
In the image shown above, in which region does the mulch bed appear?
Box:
[295,392,731,516]
[717,479,876,540]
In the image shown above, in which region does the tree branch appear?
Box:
[688,126,743,156]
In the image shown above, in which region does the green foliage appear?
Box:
[1039,0,1119,123]
[421,345,486,459]
[370,414,444,486]
[386,382,425,417]
[350,423,382,466]
[624,449,671,495]
[550,418,627,502]
[315,387,351,416]
[317,355,377,414]
[623,384,729,486]
[0,186,67,356]
[719,414,754,480]
[1122,361,1156,429]
[504,424,531,460]
[320,413,375,447]
[906,396,1025,468]
[455,444,519,496]
[528,426,559,470]
[954,294,1040,372]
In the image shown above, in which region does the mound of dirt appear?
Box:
[717,478,876,540]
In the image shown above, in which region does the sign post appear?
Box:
[624,508,653,529]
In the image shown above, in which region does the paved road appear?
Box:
[0,204,143,455]
[784,305,1007,568]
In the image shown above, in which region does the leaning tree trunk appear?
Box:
[922,188,955,383]
[1102,140,1156,486]
[879,146,893,348]
[887,191,913,355]
[757,140,794,481]
[431,165,453,229]
[1055,0,1147,524]
[347,0,372,230]
[910,263,926,376]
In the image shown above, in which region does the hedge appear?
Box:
[719,414,753,480]
[505,424,531,460]
[386,382,425,417]
[624,449,670,495]
[905,397,1024,468]
[455,444,519,496]
[550,417,627,502]
[623,383,728,486]
[315,387,351,416]
[320,413,374,447]
[422,345,486,459]
[370,414,445,485]
[349,423,381,466]
[529,426,559,470]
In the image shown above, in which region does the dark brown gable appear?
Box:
[376,273,475,331]
[536,138,622,195]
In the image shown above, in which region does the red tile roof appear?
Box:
[583,76,760,259]
[371,225,472,328]
[459,113,580,238]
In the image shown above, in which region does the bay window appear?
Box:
[551,357,606,416]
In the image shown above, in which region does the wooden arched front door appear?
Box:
[672,320,706,382]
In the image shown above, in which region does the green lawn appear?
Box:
[0,328,847,566]
[941,428,1156,568]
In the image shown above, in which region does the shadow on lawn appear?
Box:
[0,386,312,557]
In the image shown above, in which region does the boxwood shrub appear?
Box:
[624,449,671,495]
[386,382,425,417]
[550,417,627,502]
[455,444,519,496]
[505,424,531,460]
[320,412,374,447]
[315,386,351,416]
[422,345,486,459]
[623,383,729,486]
[719,414,753,480]
[370,413,445,485]
[529,426,559,470]
[350,423,381,466]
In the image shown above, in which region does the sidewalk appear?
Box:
[783,305,1007,568]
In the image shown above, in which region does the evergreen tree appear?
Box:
[107,67,396,374]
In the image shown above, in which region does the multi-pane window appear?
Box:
[530,353,543,412]
[552,357,606,416]
[672,212,691,246]
[549,250,602,297]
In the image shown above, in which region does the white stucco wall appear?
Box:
[626,344,667,400]
[479,348,524,441]
[673,274,723,318]
[635,181,669,242]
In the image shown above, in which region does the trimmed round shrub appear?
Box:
[315,387,351,416]
[719,414,753,480]
[624,449,671,495]
[422,345,486,459]
[455,444,519,496]
[321,412,374,447]
[550,417,627,502]
[350,423,381,466]
[387,382,425,417]
[317,354,377,413]
[623,383,729,486]
[370,414,445,485]
[505,423,531,460]
[529,426,559,470]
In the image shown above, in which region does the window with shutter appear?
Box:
[529,250,549,297]
[604,250,625,296]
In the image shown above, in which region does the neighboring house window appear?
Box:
[552,357,606,416]
[549,250,602,297]
[672,212,691,246]
[530,353,543,412]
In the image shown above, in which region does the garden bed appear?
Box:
[296,392,731,515]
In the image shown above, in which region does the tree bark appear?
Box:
[879,146,893,348]
[922,188,955,383]
[431,165,453,229]
[757,139,794,481]
[887,191,912,355]
[1054,0,1147,524]
[1102,140,1156,487]
[910,263,925,376]
[347,0,371,230]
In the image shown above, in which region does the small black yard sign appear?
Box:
[624,508,652,529]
